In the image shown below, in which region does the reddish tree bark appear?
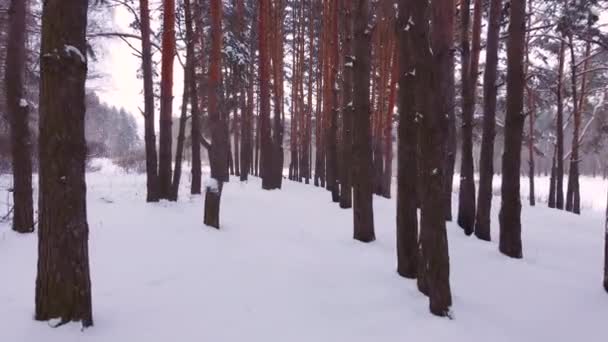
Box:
[158,0,176,199]
[204,0,228,228]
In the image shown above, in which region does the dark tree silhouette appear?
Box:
[158,0,176,200]
[396,0,417,279]
[204,0,229,228]
[352,0,375,243]
[412,0,453,316]
[475,0,502,241]
[139,0,160,202]
[499,0,527,259]
[339,0,353,209]
[36,0,93,327]
[5,0,34,233]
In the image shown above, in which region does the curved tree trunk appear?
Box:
[499,0,526,259]
[475,0,502,241]
[352,0,375,243]
[5,0,34,233]
[36,0,93,326]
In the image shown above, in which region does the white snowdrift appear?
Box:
[0,170,607,342]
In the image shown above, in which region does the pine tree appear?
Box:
[5,0,34,233]
[158,0,176,200]
[339,0,354,209]
[396,0,418,279]
[36,0,93,326]
[499,0,527,259]
[204,0,229,228]
[352,0,375,243]
[457,0,479,236]
[475,0,502,241]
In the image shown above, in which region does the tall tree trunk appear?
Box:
[270,0,285,189]
[36,0,93,326]
[158,0,176,199]
[443,0,457,221]
[548,148,557,208]
[204,0,227,228]
[396,0,418,279]
[170,66,190,201]
[382,45,398,199]
[415,0,453,316]
[555,41,565,209]
[259,0,273,189]
[327,0,339,202]
[566,39,589,215]
[340,0,353,209]
[525,0,535,207]
[457,0,478,235]
[604,184,608,292]
[139,0,160,202]
[5,0,34,233]
[352,0,375,243]
[188,0,202,195]
[474,0,502,241]
[527,91,536,206]
[499,0,526,259]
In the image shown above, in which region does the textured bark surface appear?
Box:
[457,0,476,236]
[327,0,339,203]
[204,0,227,228]
[158,0,176,199]
[475,0,502,241]
[339,0,353,209]
[499,0,526,259]
[396,0,417,279]
[36,0,93,326]
[139,0,159,202]
[352,0,375,243]
[5,0,34,233]
[187,0,202,194]
[416,0,453,316]
[555,41,565,210]
[259,0,273,190]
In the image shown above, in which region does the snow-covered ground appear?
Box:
[1,161,607,342]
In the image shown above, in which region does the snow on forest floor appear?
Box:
[0,161,607,342]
